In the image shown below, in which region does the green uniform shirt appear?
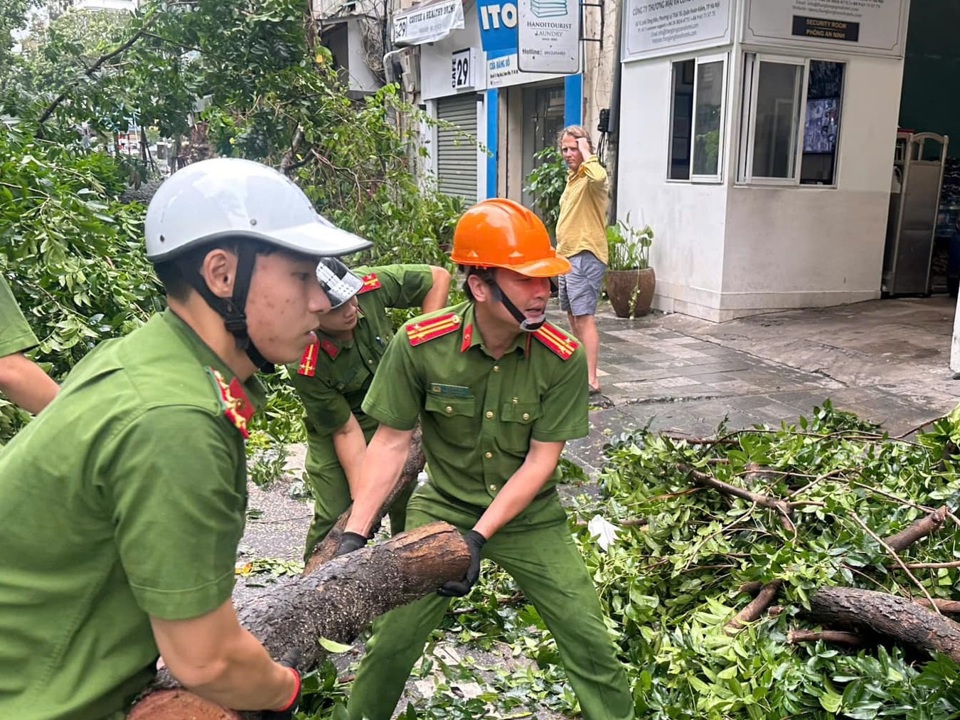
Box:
[0,310,264,720]
[289,264,435,441]
[361,302,588,513]
[0,275,39,358]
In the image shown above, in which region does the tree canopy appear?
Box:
[0,0,462,441]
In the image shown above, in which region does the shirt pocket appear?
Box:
[499,401,541,453]
[424,394,477,449]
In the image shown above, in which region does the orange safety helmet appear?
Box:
[451,198,571,277]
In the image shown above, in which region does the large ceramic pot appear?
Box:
[605,267,656,318]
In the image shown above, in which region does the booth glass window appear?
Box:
[739,55,845,186]
[669,54,726,182]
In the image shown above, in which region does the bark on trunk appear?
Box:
[305,428,425,572]
[128,522,468,719]
[805,586,960,663]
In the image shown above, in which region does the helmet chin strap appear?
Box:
[180,248,274,372]
[486,277,546,333]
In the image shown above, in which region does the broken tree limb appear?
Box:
[681,465,800,534]
[851,514,938,610]
[725,580,782,634]
[787,629,866,648]
[914,598,960,615]
[883,506,948,552]
[804,586,960,664]
[901,560,960,570]
[128,522,469,719]
[305,428,425,572]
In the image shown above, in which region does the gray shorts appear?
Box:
[558,251,606,316]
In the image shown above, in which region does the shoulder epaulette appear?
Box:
[406,313,461,346]
[532,322,579,360]
[206,367,254,438]
[358,273,381,294]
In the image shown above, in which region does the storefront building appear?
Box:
[617,0,912,321]
[390,0,618,205]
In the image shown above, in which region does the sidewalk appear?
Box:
[565,296,960,475]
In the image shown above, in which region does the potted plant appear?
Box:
[605,215,655,318]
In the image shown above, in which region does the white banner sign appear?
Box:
[743,0,908,57]
[517,0,580,74]
[393,0,465,47]
[624,0,733,61]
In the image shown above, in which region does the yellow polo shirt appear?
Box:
[555,156,609,264]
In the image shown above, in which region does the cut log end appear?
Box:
[126,690,241,720]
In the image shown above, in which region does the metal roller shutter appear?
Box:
[437,94,478,203]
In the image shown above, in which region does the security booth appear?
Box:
[615,0,911,321]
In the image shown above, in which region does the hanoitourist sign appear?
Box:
[624,0,733,61]
[393,0,465,46]
[517,0,580,73]
[743,0,909,57]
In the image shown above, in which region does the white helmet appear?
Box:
[144,158,372,261]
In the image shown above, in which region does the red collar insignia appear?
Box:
[207,368,255,438]
[298,341,319,377]
[460,323,473,353]
[319,338,340,359]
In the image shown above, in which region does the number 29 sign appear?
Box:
[450,48,478,91]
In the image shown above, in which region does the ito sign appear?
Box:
[479,2,518,30]
[450,48,478,90]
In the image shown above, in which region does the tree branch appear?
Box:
[37,12,159,128]
[681,465,798,534]
[883,506,948,552]
[725,580,781,634]
[914,598,960,614]
[787,629,867,648]
[851,514,939,611]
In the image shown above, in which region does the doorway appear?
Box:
[520,82,566,209]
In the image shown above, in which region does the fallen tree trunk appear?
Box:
[305,428,425,572]
[129,522,469,719]
[804,586,960,663]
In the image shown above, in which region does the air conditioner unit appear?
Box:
[399,47,421,94]
[384,47,420,95]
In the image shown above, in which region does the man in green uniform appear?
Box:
[337,198,634,720]
[0,274,58,414]
[0,158,371,720]
[289,259,451,557]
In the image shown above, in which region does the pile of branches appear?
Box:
[570,402,960,718]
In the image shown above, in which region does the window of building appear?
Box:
[669,54,727,182]
[739,55,844,186]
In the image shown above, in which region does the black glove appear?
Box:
[438,529,486,597]
[261,649,302,720]
[334,531,368,558]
